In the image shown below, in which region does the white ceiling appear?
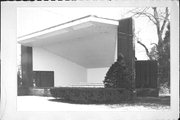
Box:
[19,20,118,68]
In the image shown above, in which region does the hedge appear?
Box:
[28,87,52,96]
[18,87,52,96]
[18,87,29,96]
[136,88,159,97]
[50,87,133,103]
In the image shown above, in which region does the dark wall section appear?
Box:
[118,18,135,89]
[135,60,158,88]
[33,71,54,87]
[21,45,33,87]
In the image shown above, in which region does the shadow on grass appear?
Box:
[48,98,130,105]
[48,96,170,107]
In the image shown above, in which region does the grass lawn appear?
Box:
[17,95,170,111]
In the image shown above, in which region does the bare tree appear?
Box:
[128,7,170,60]
[129,7,171,89]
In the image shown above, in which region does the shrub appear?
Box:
[103,54,132,89]
[17,70,23,87]
[159,82,170,95]
[50,87,133,103]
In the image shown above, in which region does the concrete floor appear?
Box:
[17,96,170,111]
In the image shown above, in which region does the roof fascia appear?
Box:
[18,16,119,42]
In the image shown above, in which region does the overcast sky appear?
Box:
[17,7,159,60]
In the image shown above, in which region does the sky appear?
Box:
[17,7,159,60]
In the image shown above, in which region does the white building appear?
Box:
[18,15,135,88]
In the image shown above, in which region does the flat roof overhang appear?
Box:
[18,15,119,68]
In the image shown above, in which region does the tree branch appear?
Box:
[151,43,158,48]
[160,7,170,33]
[131,11,157,25]
[137,40,153,60]
[137,40,149,54]
[152,7,163,44]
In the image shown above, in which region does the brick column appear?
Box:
[117,17,135,90]
[21,45,33,87]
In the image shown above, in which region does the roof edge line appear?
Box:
[18,15,118,39]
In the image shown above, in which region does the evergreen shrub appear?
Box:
[103,54,132,89]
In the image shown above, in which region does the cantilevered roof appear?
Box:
[18,15,119,68]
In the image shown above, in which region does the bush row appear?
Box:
[136,88,159,97]
[18,87,29,96]
[28,87,52,96]
[18,87,52,96]
[50,87,133,103]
